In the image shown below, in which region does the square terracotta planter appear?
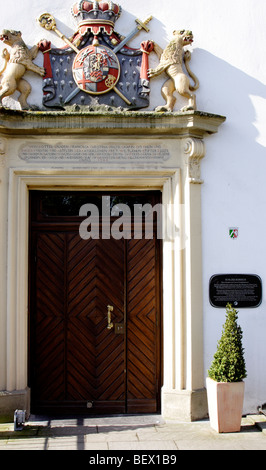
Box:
[206,377,245,433]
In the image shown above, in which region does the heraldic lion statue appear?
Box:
[0,29,45,110]
[148,29,199,112]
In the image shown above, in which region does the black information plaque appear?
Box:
[209,274,262,308]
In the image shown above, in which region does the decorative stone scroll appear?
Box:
[184,137,206,184]
[0,138,7,167]
[0,138,6,154]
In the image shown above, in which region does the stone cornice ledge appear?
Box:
[0,108,226,137]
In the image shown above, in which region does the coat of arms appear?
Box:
[229,228,239,239]
[38,1,154,110]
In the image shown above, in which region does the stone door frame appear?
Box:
[0,110,225,420]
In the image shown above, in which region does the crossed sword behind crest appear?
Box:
[38,13,152,106]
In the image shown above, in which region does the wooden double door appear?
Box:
[29,191,162,414]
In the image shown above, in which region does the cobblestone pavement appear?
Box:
[0,414,266,451]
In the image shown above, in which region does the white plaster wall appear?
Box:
[1,0,266,413]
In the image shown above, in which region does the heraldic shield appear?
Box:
[72,45,120,94]
[38,2,154,110]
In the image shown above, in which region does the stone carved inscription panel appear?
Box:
[18,143,171,166]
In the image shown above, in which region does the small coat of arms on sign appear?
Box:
[229,228,239,239]
[38,1,154,110]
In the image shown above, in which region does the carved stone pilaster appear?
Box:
[184,137,206,184]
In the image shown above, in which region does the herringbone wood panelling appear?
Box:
[31,232,65,406]
[126,237,160,413]
[66,235,126,411]
[31,232,126,413]
[29,191,162,414]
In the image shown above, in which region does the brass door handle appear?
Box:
[107,305,114,330]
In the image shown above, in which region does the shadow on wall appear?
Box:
[198,48,266,248]
[192,48,266,204]
[195,48,266,148]
[148,28,266,132]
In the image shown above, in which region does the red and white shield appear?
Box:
[72,44,120,95]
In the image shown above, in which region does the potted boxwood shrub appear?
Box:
[206,303,247,433]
